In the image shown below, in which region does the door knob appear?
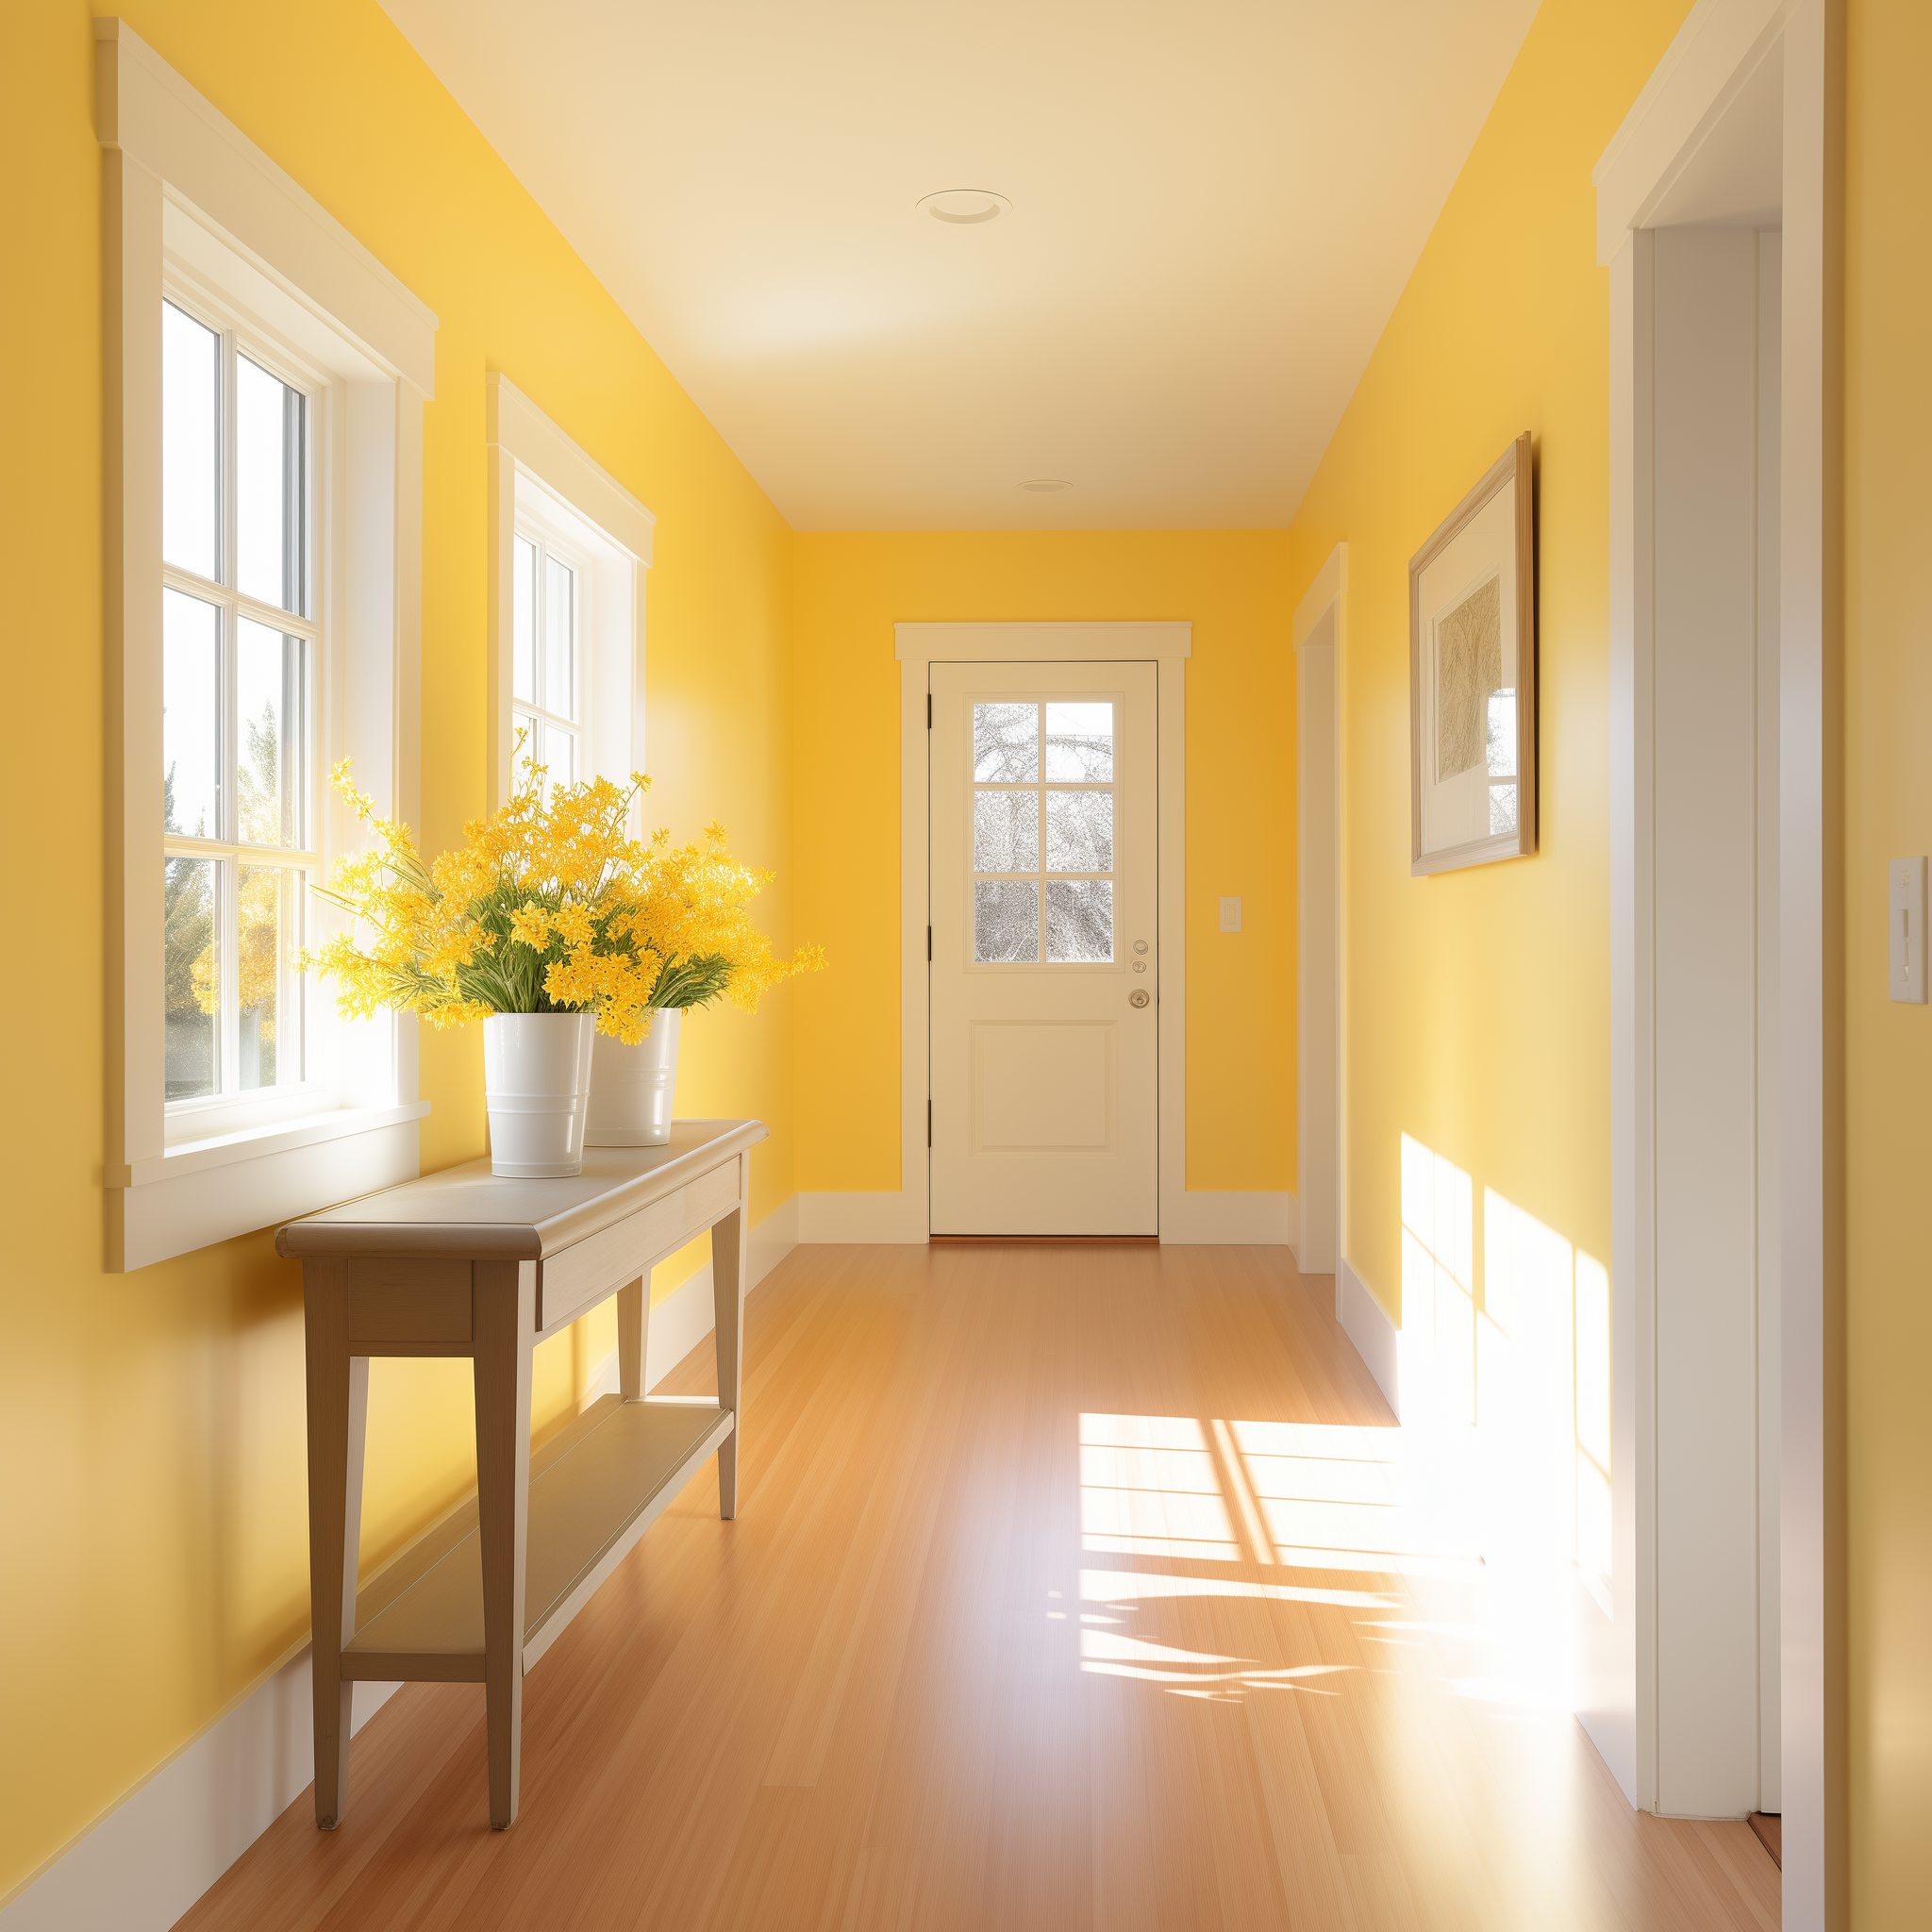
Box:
[1129,990,1150,1008]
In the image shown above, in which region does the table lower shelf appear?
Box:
[341,1393,732,1682]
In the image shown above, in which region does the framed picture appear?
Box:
[1409,432,1536,874]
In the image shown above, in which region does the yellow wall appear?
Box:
[791,531,1295,1197]
[0,0,799,1897]
[1845,0,1932,1915]
[1283,0,1693,1324]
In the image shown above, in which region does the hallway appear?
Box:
[176,1245,1778,1931]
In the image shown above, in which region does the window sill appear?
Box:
[121,1101,429,1187]
[109,1102,431,1273]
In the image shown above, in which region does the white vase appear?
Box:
[585,1008,682,1147]
[482,1012,595,1177]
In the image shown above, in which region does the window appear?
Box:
[486,373,652,811]
[161,294,317,1108]
[971,700,1116,963]
[511,525,584,792]
[102,17,438,1269]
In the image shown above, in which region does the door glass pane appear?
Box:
[238,864,300,1089]
[162,301,219,580]
[1045,701,1113,780]
[544,555,575,720]
[237,357,305,613]
[163,590,221,839]
[164,856,218,1098]
[974,880,1039,962]
[513,536,537,705]
[974,703,1039,782]
[1489,783,1519,836]
[974,791,1039,873]
[1046,878,1113,961]
[238,620,304,847]
[1045,790,1113,873]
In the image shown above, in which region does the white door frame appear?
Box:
[1597,0,1840,1917]
[1293,548,1347,1282]
[886,622,1291,1245]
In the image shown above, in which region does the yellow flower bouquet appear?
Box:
[304,754,821,1174]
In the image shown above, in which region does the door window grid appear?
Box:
[161,292,316,1108]
[970,700,1116,963]
[512,528,583,793]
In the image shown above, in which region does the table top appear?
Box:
[275,1118,767,1262]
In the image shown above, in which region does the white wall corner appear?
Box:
[0,1655,396,1932]
[1338,1257,1401,1419]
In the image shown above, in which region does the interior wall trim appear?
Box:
[1337,1256,1400,1419]
[1599,0,1839,1907]
[94,16,437,391]
[0,1657,397,1932]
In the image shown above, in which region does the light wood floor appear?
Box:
[177,1243,1779,1931]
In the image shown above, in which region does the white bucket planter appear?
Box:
[585,1008,681,1147]
[482,1012,595,1177]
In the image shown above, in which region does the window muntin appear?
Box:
[512,528,583,792]
[160,292,317,1110]
[970,699,1116,963]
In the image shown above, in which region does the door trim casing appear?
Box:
[887,623,1284,1245]
[1597,0,1840,1919]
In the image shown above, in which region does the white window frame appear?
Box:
[486,374,652,809]
[101,19,438,1271]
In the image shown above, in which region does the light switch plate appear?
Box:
[1890,858,1926,1003]
[1219,896,1241,933]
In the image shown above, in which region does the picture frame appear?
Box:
[1408,432,1536,875]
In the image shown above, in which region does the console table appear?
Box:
[276,1117,767,1831]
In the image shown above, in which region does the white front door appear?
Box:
[929,660,1158,1234]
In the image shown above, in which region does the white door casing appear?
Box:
[929,662,1158,1234]
[1598,3,1836,1913]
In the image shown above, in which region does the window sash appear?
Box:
[162,283,322,1114]
[511,519,588,790]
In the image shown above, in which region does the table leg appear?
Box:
[303,1260,367,1830]
[617,1275,646,1400]
[711,1163,747,1519]
[474,1260,534,1829]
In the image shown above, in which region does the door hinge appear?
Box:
[927,692,932,728]
[927,924,932,961]
[927,1099,932,1147]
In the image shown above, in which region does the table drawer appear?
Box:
[347,1259,473,1347]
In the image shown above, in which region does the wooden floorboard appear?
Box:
[174,1241,1780,1931]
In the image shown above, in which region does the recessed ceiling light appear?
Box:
[1021,478,1073,493]
[917,189,1011,225]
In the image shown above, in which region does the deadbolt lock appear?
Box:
[1129,989,1150,1008]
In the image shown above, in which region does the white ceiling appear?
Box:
[381,1,1540,530]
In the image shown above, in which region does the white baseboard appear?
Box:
[0,1656,396,1932]
[748,1192,799,1280]
[7,1196,806,1932]
[793,1189,1298,1245]
[1159,1189,1298,1244]
[797,1191,926,1241]
[1338,1256,1401,1418]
